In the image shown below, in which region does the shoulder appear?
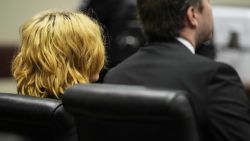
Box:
[195,55,243,86]
[208,60,242,84]
[193,54,236,72]
[205,62,250,141]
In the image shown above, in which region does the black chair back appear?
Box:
[0,93,77,141]
[63,84,199,141]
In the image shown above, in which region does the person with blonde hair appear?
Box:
[12,10,106,99]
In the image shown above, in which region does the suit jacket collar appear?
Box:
[144,40,194,55]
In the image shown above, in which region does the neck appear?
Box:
[179,29,197,48]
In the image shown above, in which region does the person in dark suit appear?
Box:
[104,0,250,141]
[80,0,215,83]
[80,0,146,82]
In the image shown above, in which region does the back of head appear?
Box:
[12,10,106,98]
[137,0,202,41]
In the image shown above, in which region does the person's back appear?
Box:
[104,0,250,141]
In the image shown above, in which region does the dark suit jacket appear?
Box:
[104,41,250,141]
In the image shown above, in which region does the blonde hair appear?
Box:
[12,10,106,98]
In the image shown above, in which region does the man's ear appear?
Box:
[186,6,199,28]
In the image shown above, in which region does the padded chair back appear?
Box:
[0,93,77,141]
[63,84,199,141]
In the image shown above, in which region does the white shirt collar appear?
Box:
[176,37,195,54]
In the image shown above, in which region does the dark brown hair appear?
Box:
[137,0,202,41]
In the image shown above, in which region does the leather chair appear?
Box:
[63,84,199,141]
[0,93,78,141]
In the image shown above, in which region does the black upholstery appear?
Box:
[0,93,78,141]
[63,84,199,141]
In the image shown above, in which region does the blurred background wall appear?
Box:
[0,0,81,45]
[212,0,250,6]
